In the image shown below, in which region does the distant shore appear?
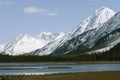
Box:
[33,61,120,64]
[0,71,120,80]
[0,61,120,64]
[75,61,120,64]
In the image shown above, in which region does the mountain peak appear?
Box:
[95,7,115,15]
[15,33,32,41]
[40,31,52,35]
[96,7,112,11]
[70,7,115,38]
[3,33,47,55]
[35,32,65,44]
[36,32,53,40]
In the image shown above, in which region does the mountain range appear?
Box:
[0,7,120,56]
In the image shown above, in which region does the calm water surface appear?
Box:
[0,63,120,75]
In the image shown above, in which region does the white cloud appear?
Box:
[24,6,46,14]
[0,0,13,6]
[24,6,59,16]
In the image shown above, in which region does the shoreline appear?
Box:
[0,71,120,80]
[0,61,120,64]
[0,70,120,76]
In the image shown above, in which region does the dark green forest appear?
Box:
[0,43,120,62]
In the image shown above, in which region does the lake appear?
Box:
[0,62,120,75]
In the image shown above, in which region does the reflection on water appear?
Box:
[0,63,120,75]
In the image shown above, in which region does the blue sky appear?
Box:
[0,0,120,44]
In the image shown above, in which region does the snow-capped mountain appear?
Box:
[90,11,120,52]
[52,11,120,55]
[0,7,119,56]
[3,34,47,55]
[29,32,65,55]
[28,7,116,56]
[2,32,65,55]
[70,7,115,38]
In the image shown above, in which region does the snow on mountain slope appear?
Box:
[52,29,97,55]
[89,46,113,53]
[2,32,65,55]
[83,11,120,53]
[70,7,115,38]
[29,32,65,55]
[89,11,120,47]
[0,44,5,53]
[90,36,120,53]
[3,34,47,55]
[50,7,116,55]
[89,12,120,53]
[89,36,120,54]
